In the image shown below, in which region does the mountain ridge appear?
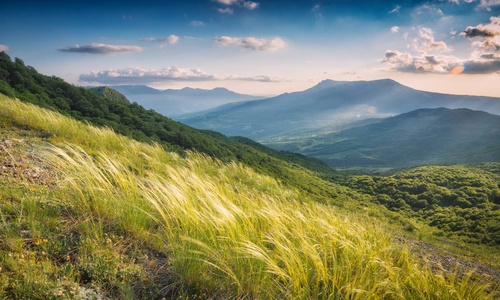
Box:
[109,84,264,116]
[178,78,500,141]
[269,107,500,168]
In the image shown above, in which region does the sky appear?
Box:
[1,0,500,97]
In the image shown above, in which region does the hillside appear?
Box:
[178,79,500,141]
[1,94,499,299]
[0,52,354,206]
[87,86,130,104]
[346,164,500,245]
[269,108,500,168]
[110,85,264,116]
[2,53,500,248]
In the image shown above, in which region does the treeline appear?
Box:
[346,164,500,245]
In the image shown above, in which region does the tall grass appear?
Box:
[0,94,495,299]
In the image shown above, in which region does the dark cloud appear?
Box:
[480,53,499,59]
[58,44,143,55]
[462,27,496,38]
[463,59,500,74]
[460,16,500,51]
[425,56,440,64]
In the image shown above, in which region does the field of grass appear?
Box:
[1,95,498,299]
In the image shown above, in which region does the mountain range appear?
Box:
[268,107,500,168]
[177,79,500,141]
[109,85,264,116]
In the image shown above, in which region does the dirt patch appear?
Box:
[398,235,500,283]
[0,137,56,187]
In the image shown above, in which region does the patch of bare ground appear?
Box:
[0,135,56,187]
[398,235,500,293]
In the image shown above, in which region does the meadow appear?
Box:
[1,94,497,299]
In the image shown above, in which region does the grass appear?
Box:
[0,94,498,299]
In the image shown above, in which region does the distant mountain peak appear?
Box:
[211,87,231,92]
[310,78,404,92]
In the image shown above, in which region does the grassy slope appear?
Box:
[2,54,497,250]
[1,95,497,299]
[0,53,360,208]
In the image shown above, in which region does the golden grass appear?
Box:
[0,94,495,299]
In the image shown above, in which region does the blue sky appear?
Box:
[1,0,500,96]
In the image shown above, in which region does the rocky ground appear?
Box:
[397,235,500,285]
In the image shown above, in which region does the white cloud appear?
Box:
[58,44,143,55]
[217,7,234,14]
[312,4,323,19]
[391,26,399,33]
[383,49,500,74]
[382,14,500,75]
[389,5,401,13]
[0,44,9,52]
[413,4,444,16]
[450,0,500,9]
[215,36,286,51]
[214,0,259,10]
[411,27,451,53]
[242,1,258,10]
[141,35,179,44]
[190,20,205,27]
[383,50,460,73]
[478,0,500,9]
[79,66,287,84]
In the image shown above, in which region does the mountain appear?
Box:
[109,84,264,116]
[268,108,500,168]
[87,86,130,104]
[178,79,500,141]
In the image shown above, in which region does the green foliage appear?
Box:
[346,165,500,245]
[87,86,130,104]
